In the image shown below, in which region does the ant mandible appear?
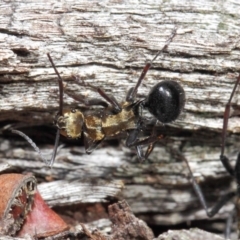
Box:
[12,27,185,167]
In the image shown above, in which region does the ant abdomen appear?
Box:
[142,80,185,123]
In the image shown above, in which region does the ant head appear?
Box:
[55,108,84,139]
[142,80,185,123]
[47,54,85,140]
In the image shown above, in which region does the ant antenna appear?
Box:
[11,53,65,167]
[47,53,64,116]
[128,26,177,101]
[11,129,60,167]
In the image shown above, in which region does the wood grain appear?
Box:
[1,0,240,239]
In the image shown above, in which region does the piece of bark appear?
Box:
[108,200,154,240]
[155,228,226,240]
[0,174,37,236]
[0,201,228,240]
[38,179,125,206]
[0,228,228,240]
[1,0,240,239]
[17,191,69,238]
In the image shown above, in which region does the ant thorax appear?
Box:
[57,100,140,142]
[101,101,139,137]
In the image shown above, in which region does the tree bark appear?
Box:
[1,0,240,239]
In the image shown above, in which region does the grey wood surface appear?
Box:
[1,0,240,239]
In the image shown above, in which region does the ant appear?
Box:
[12,27,186,167]
[10,28,237,235]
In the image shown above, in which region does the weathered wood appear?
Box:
[38,179,124,206]
[155,228,227,240]
[1,0,240,239]
[0,225,228,240]
[0,195,228,240]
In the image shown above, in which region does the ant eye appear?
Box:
[56,116,66,129]
[143,80,185,123]
[71,109,76,113]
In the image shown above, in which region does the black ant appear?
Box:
[12,27,186,167]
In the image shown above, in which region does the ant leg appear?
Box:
[126,128,140,147]
[234,152,240,236]
[126,27,177,102]
[144,140,158,159]
[135,145,144,161]
[220,155,235,177]
[126,118,144,145]
[11,129,60,167]
[221,159,237,186]
[50,129,60,166]
[235,152,240,185]
[83,132,103,154]
[129,136,159,162]
[173,149,236,218]
[66,91,109,108]
[220,73,240,176]
[126,128,147,161]
[127,117,162,161]
[130,135,235,217]
[225,209,235,239]
[126,122,162,161]
[141,120,160,159]
[134,135,163,161]
[237,198,240,240]
[48,54,109,115]
[73,75,122,113]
